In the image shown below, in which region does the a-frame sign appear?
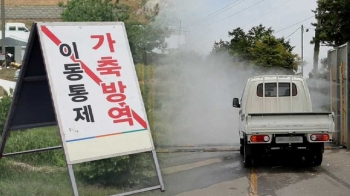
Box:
[0,22,164,196]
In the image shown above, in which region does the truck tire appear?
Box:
[243,142,254,167]
[306,144,324,167]
[244,154,253,167]
[240,138,244,156]
[306,152,323,167]
[313,154,323,166]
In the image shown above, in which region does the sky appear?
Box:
[155,0,332,78]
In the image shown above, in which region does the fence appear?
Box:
[135,64,157,141]
[328,42,350,148]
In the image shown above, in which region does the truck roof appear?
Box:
[247,75,305,83]
[6,23,26,27]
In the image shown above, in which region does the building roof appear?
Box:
[0,37,27,47]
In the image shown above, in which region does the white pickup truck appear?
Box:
[0,23,30,40]
[232,75,334,167]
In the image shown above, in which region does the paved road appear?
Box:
[135,149,350,196]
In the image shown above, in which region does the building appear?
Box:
[0,36,27,63]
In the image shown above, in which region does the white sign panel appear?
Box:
[37,22,154,164]
[0,53,5,61]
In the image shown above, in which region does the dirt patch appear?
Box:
[0,69,17,82]
[0,86,5,97]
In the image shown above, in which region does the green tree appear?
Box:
[212,24,299,71]
[60,0,168,65]
[312,0,350,47]
[60,0,130,22]
[310,0,350,79]
[249,35,298,71]
[125,22,168,65]
[0,89,13,136]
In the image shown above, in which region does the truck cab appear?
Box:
[233,75,334,167]
[0,23,30,41]
[5,23,30,32]
[238,75,312,114]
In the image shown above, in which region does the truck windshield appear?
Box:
[257,83,297,97]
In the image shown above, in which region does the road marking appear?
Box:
[249,167,258,196]
[161,158,223,175]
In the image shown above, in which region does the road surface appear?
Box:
[135,149,350,196]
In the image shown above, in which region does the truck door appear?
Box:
[238,84,247,138]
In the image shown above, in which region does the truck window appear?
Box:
[257,83,297,97]
[18,27,29,32]
[8,26,16,31]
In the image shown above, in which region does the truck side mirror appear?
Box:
[232,98,240,108]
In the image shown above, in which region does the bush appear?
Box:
[77,152,156,187]
[0,89,13,136]
[5,127,65,167]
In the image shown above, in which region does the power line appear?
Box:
[183,0,244,27]
[284,26,301,39]
[191,0,267,32]
[241,0,292,28]
[274,15,314,33]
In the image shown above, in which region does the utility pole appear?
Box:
[1,0,6,57]
[178,20,182,47]
[301,24,304,77]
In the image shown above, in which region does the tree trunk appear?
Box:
[313,9,321,78]
[313,38,320,78]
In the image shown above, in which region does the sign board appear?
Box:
[0,22,164,196]
[37,22,154,164]
[0,53,5,60]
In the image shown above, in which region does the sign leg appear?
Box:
[67,164,79,196]
[152,149,165,191]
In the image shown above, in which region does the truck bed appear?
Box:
[246,112,334,134]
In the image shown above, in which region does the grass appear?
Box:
[0,161,74,196]
[0,160,129,196]
[4,126,65,166]
[0,126,157,195]
[0,68,17,82]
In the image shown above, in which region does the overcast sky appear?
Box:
[157,0,332,78]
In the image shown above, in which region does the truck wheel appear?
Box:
[244,153,254,167]
[313,154,323,166]
[240,138,244,156]
[306,144,324,167]
[306,153,323,167]
[305,152,323,167]
[243,143,254,168]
